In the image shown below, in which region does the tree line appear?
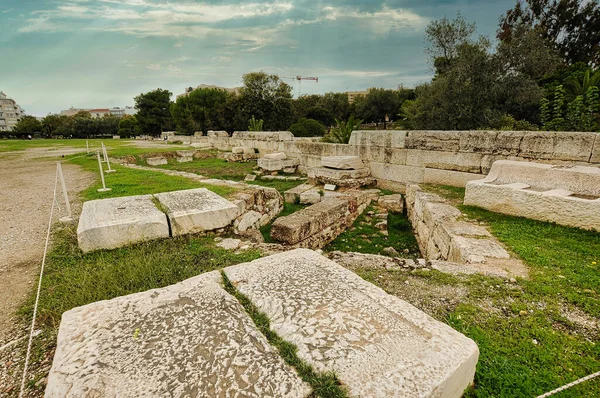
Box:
[7,0,599,139]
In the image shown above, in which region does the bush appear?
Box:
[288,118,326,137]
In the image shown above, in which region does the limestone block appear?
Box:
[146,157,167,166]
[370,162,424,184]
[237,210,263,232]
[77,195,170,253]
[423,168,483,187]
[378,194,404,213]
[519,131,557,159]
[592,134,600,164]
[458,131,499,154]
[271,199,348,244]
[258,158,298,171]
[232,147,244,154]
[207,130,229,138]
[367,146,408,165]
[493,131,524,155]
[552,132,597,161]
[216,238,242,250]
[176,150,196,157]
[232,131,294,141]
[155,188,241,236]
[406,150,482,173]
[299,189,321,205]
[177,156,193,163]
[405,131,461,152]
[348,130,407,148]
[313,167,370,180]
[294,142,336,156]
[224,249,479,398]
[46,271,310,398]
[448,236,510,264]
[244,174,257,182]
[320,156,364,170]
[284,183,315,203]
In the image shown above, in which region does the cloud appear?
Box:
[2,8,14,14]
[146,63,162,70]
[174,41,184,47]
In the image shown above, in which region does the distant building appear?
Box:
[346,90,369,104]
[0,91,24,132]
[109,106,136,117]
[88,108,111,118]
[60,107,88,117]
[176,84,241,99]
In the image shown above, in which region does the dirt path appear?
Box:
[0,153,93,344]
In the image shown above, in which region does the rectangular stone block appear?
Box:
[552,132,596,161]
[370,162,424,184]
[313,167,370,180]
[519,131,557,159]
[258,158,298,171]
[155,188,241,236]
[146,157,168,166]
[405,131,461,151]
[207,130,229,137]
[423,168,483,187]
[458,131,499,154]
[263,152,287,160]
[177,156,193,163]
[592,134,600,164]
[77,195,170,253]
[224,249,479,398]
[232,131,293,141]
[320,155,364,170]
[348,130,407,148]
[366,146,407,165]
[406,150,482,173]
[271,198,349,244]
[46,271,310,398]
[284,183,315,203]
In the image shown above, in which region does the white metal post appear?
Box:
[101,143,108,163]
[97,151,111,192]
[56,162,73,222]
[86,140,89,154]
[103,144,116,173]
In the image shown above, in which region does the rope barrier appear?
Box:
[18,165,59,398]
[537,371,600,397]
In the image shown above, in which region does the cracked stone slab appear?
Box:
[77,194,170,253]
[46,271,311,398]
[321,156,364,170]
[224,249,479,397]
[155,188,241,236]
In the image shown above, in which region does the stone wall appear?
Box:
[170,130,600,190]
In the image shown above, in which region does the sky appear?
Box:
[0,0,516,116]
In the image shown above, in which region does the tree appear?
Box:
[322,116,362,144]
[118,115,137,137]
[41,114,68,137]
[237,72,293,130]
[499,0,600,66]
[355,88,401,129]
[134,88,173,136]
[425,12,476,73]
[288,118,326,137]
[12,116,42,135]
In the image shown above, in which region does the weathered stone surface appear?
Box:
[237,210,262,232]
[313,167,370,179]
[216,238,242,250]
[324,184,337,191]
[176,150,196,157]
[232,131,294,141]
[448,236,510,264]
[284,183,315,203]
[232,147,245,154]
[406,150,482,173]
[592,134,600,163]
[146,157,167,166]
[458,131,499,154]
[378,194,404,213]
[207,130,229,138]
[224,249,479,398]
[519,131,557,159]
[46,271,311,398]
[299,190,321,204]
[348,130,407,148]
[177,156,193,163]
[244,174,257,182]
[552,132,597,161]
[494,131,524,155]
[77,195,170,253]
[423,168,483,187]
[155,188,241,236]
[370,162,424,184]
[320,156,364,170]
[271,198,348,244]
[258,158,298,171]
[405,131,461,152]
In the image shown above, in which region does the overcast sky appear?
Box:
[0,0,515,116]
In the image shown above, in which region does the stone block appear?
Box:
[320,156,364,170]
[284,183,315,203]
[207,130,229,138]
[370,162,424,184]
[77,195,170,253]
[232,131,294,141]
[592,134,600,164]
[177,156,193,163]
[405,131,461,151]
[224,249,479,397]
[313,167,370,180]
[494,131,525,155]
[519,131,557,159]
[258,158,297,171]
[271,198,348,244]
[237,210,263,232]
[299,189,322,205]
[366,146,408,165]
[232,147,244,154]
[348,130,407,148]
[154,188,241,236]
[324,184,337,191]
[552,132,597,161]
[448,236,510,264]
[46,271,310,397]
[458,131,499,154]
[244,174,256,182]
[378,194,404,213]
[406,150,482,173]
[146,157,167,166]
[176,150,196,157]
[423,168,483,187]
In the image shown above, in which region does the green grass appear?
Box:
[67,153,236,200]
[324,204,421,258]
[356,185,600,397]
[221,272,349,398]
[154,156,256,181]
[0,138,186,154]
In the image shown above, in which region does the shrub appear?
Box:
[288,118,326,137]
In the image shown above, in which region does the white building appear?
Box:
[109,106,136,117]
[0,91,24,132]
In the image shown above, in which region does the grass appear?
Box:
[354,185,600,397]
[222,272,349,398]
[154,155,256,181]
[67,153,237,200]
[0,138,186,155]
[324,204,421,258]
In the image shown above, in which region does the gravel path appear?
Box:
[0,151,93,396]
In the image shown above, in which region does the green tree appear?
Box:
[41,114,68,137]
[12,115,42,135]
[248,115,264,131]
[288,118,326,137]
[134,88,173,136]
[499,0,600,66]
[424,12,476,74]
[118,115,137,137]
[322,116,362,144]
[355,88,401,129]
[237,72,293,130]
